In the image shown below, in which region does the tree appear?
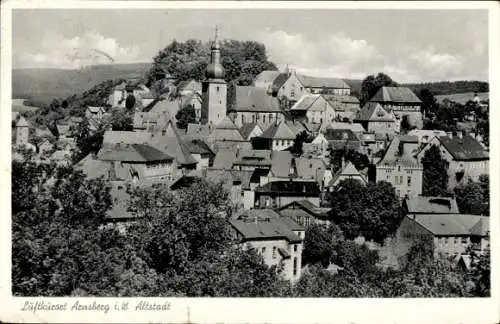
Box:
[421,144,450,197]
[418,89,438,116]
[329,148,370,174]
[290,131,312,157]
[105,108,134,131]
[302,224,343,267]
[148,39,277,86]
[175,104,198,130]
[327,179,401,242]
[454,178,488,215]
[125,94,136,111]
[360,73,398,105]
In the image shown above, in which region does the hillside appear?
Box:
[12,63,152,105]
[344,78,488,98]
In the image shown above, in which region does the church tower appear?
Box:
[201,26,227,125]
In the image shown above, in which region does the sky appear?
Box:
[12,8,489,83]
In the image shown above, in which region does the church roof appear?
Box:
[232,86,282,112]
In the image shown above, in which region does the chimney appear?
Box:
[447,131,453,139]
[457,131,463,139]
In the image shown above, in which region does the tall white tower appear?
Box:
[201,26,227,125]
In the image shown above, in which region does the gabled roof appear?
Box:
[212,148,238,169]
[297,75,350,89]
[183,139,214,155]
[230,209,303,243]
[232,86,282,112]
[369,86,422,103]
[74,154,112,179]
[254,71,281,87]
[98,143,173,162]
[355,102,395,122]
[294,157,327,181]
[410,214,489,236]
[216,116,239,130]
[290,94,333,112]
[438,135,488,161]
[103,131,150,145]
[260,120,298,140]
[404,196,460,214]
[87,106,106,113]
[14,115,29,127]
[279,199,331,218]
[329,161,367,186]
[142,97,180,114]
[239,123,262,140]
[235,149,273,167]
[271,73,290,92]
[377,136,421,168]
[163,121,198,165]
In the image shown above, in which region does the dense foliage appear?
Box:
[421,144,450,197]
[330,148,370,174]
[175,104,198,130]
[327,179,402,242]
[454,175,489,215]
[147,39,277,86]
[405,81,489,96]
[359,73,398,105]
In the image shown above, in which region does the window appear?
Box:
[272,247,277,259]
[262,247,266,254]
[241,115,244,124]
[398,166,401,171]
[455,237,459,244]
[461,237,468,244]
[294,244,298,252]
[407,176,412,186]
[396,189,400,197]
[293,257,298,276]
[263,115,266,123]
[216,86,220,92]
[291,91,295,98]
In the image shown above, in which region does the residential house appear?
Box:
[297,75,351,96]
[49,149,73,167]
[396,214,489,258]
[323,122,365,137]
[328,160,368,189]
[309,133,329,157]
[254,180,321,209]
[207,116,249,152]
[229,86,285,128]
[416,132,489,189]
[229,209,304,282]
[239,122,264,141]
[376,135,423,199]
[289,94,336,125]
[85,106,107,121]
[38,139,55,156]
[403,196,460,216]
[108,80,151,109]
[270,69,308,106]
[354,102,399,136]
[323,94,360,121]
[358,132,390,157]
[323,128,361,152]
[368,86,423,129]
[278,200,331,227]
[98,143,175,184]
[253,120,301,151]
[74,153,113,180]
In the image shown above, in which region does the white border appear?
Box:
[1,1,499,323]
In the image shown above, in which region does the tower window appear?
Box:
[216,86,220,92]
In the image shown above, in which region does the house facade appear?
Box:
[289,94,336,125]
[396,214,490,258]
[229,209,305,282]
[368,86,423,129]
[297,75,351,96]
[416,132,489,190]
[376,136,423,199]
[354,102,399,136]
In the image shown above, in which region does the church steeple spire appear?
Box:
[206,25,224,79]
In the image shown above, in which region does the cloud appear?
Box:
[406,46,465,80]
[18,31,141,69]
[257,30,385,78]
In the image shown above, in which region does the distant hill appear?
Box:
[344,79,489,99]
[12,63,152,104]
[435,92,489,105]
